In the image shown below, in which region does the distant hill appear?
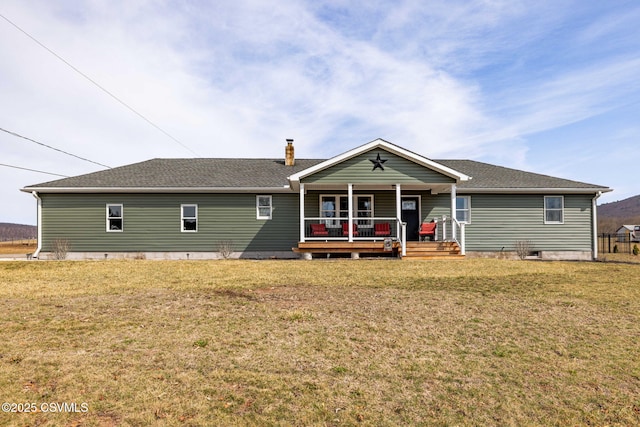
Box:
[0,223,37,241]
[598,195,640,233]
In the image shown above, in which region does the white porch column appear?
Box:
[451,184,457,241]
[348,183,354,242]
[299,183,305,243]
[395,183,402,240]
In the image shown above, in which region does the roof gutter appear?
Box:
[457,187,613,194]
[20,186,295,194]
[31,191,43,259]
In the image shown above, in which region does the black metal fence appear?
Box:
[599,233,640,254]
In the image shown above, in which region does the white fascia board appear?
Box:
[287,138,471,185]
[20,186,295,194]
[456,187,613,194]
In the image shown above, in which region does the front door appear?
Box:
[401,197,420,241]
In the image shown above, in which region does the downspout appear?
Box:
[592,191,602,260]
[31,191,43,259]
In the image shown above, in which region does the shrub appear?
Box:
[613,244,619,253]
[514,240,534,260]
[52,238,70,260]
[633,244,639,256]
[218,240,234,259]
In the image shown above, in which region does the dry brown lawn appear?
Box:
[0,240,36,255]
[1,259,639,426]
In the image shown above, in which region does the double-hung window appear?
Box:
[257,195,272,220]
[356,195,373,227]
[456,196,471,223]
[106,204,123,232]
[181,204,198,232]
[544,196,564,224]
[320,195,348,227]
[320,195,374,227]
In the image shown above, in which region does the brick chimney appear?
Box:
[285,139,295,166]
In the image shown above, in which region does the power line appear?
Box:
[0,163,69,177]
[0,12,200,157]
[1,127,111,169]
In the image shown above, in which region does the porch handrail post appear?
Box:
[395,183,401,239]
[299,183,305,243]
[450,184,457,241]
[348,183,354,242]
[460,222,466,255]
[401,221,407,257]
[442,215,447,241]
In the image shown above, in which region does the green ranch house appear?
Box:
[21,139,611,260]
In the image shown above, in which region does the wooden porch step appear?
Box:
[402,241,462,260]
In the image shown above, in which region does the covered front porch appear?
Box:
[286,139,471,260]
[294,183,466,259]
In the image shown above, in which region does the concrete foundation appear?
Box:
[466,250,593,261]
[36,251,300,261]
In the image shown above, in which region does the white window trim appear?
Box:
[319,194,348,227]
[319,194,374,227]
[355,194,374,228]
[456,196,471,224]
[256,195,272,220]
[106,203,123,232]
[181,204,198,232]
[544,196,564,224]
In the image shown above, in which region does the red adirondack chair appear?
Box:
[374,222,391,237]
[419,222,436,241]
[342,222,358,236]
[310,223,329,237]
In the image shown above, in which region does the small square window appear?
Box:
[181,204,198,232]
[257,195,272,220]
[106,204,123,232]
[402,200,416,210]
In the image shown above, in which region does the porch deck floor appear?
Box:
[293,240,463,259]
[293,241,401,255]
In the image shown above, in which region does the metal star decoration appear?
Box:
[369,153,387,171]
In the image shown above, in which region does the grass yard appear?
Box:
[0,240,37,255]
[1,259,639,426]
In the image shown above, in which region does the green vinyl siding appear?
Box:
[422,194,451,222]
[462,194,593,252]
[40,193,299,252]
[301,149,455,185]
[39,191,595,254]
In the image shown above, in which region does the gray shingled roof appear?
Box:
[436,160,607,190]
[23,157,608,191]
[24,158,325,189]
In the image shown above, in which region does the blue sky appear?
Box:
[1,0,639,224]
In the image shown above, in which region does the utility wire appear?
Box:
[0,163,69,177]
[1,127,111,169]
[0,12,200,157]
